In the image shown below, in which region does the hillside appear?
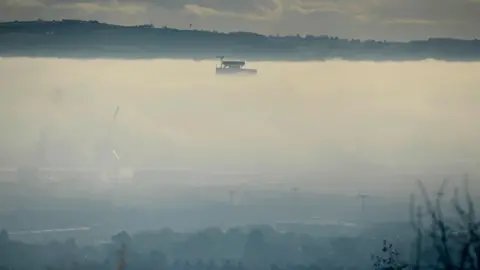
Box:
[1,19,480,61]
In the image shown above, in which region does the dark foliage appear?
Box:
[0,177,479,270]
[408,176,480,270]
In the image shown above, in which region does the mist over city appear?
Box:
[1,0,480,268]
[1,57,480,269]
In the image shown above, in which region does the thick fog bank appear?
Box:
[1,58,480,195]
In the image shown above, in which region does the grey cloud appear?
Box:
[1,0,479,40]
[367,0,480,25]
[270,0,480,39]
[291,0,480,25]
[154,0,276,14]
[65,0,276,14]
[1,0,278,18]
[0,1,44,20]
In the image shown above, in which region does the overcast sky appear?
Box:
[1,0,479,40]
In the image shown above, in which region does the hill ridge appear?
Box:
[1,19,479,61]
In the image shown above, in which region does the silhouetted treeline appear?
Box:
[1,215,478,270]
[1,20,480,61]
[1,179,478,270]
[0,226,407,270]
[1,184,480,270]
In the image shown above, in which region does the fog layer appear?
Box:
[1,58,480,193]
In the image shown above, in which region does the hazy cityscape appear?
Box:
[1,1,480,269]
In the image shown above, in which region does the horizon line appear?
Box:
[1,19,478,43]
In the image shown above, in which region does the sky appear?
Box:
[1,0,479,40]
